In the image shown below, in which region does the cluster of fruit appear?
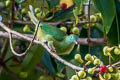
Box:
[34,8,46,19]
[75,53,101,67]
[103,45,120,56]
[69,53,101,80]
[60,26,80,34]
[70,45,120,80]
[98,65,120,80]
[82,13,102,29]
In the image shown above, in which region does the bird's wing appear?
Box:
[40,22,67,41]
[28,5,38,25]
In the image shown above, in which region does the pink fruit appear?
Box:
[100,65,108,73]
[61,3,67,10]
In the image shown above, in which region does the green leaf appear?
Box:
[42,51,56,75]
[93,0,116,34]
[16,0,23,3]
[46,0,59,9]
[22,45,44,73]
[66,65,75,79]
[107,1,120,45]
[47,5,74,22]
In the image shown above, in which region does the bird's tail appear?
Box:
[28,5,38,25]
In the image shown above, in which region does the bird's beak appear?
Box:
[74,41,78,44]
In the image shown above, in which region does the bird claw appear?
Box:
[50,49,56,53]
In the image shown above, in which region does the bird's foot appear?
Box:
[50,49,56,53]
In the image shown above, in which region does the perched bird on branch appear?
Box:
[28,5,78,55]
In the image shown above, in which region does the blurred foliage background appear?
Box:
[0,0,120,80]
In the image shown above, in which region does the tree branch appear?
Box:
[0,22,107,71]
[0,31,106,45]
[12,19,101,26]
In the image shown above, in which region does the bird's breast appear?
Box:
[37,28,45,42]
[54,42,75,55]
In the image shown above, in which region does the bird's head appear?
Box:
[66,34,79,44]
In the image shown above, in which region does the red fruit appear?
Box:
[61,3,67,10]
[100,65,108,73]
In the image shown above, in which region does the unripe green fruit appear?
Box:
[19,72,28,78]
[88,68,95,74]
[85,77,92,80]
[83,24,89,29]
[23,25,31,32]
[114,47,120,55]
[90,15,97,22]
[90,56,94,62]
[93,59,101,65]
[108,67,113,72]
[96,13,102,19]
[78,71,86,78]
[104,73,111,80]
[103,46,113,56]
[5,0,11,7]
[91,23,96,27]
[75,54,81,60]
[85,54,92,61]
[115,73,120,80]
[36,13,41,19]
[74,54,83,63]
[35,8,41,13]
[60,26,67,33]
[71,75,79,80]
[21,8,28,14]
[72,27,79,34]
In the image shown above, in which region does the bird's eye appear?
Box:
[70,36,73,39]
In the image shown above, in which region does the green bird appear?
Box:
[28,5,78,55]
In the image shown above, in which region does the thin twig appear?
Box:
[8,20,40,56]
[12,19,101,26]
[87,0,91,42]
